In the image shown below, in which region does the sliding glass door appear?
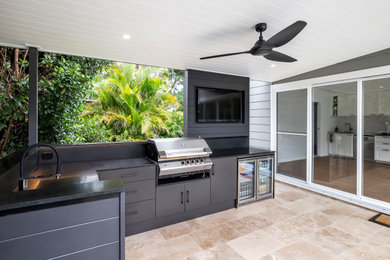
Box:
[312,82,357,194]
[362,77,390,203]
[276,89,307,181]
[274,73,390,212]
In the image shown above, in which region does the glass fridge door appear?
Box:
[257,157,273,197]
[238,160,256,202]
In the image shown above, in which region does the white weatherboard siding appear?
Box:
[250,81,271,149]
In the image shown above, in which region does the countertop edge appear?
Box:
[0,179,125,212]
[210,147,275,158]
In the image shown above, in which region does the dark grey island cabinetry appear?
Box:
[211,156,237,204]
[98,165,157,235]
[156,178,211,217]
[92,147,274,236]
[0,179,125,260]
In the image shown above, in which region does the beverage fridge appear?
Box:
[237,156,274,206]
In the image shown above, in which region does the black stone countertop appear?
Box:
[0,178,125,212]
[210,147,274,158]
[0,157,155,211]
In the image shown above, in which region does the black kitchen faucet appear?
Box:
[19,143,61,191]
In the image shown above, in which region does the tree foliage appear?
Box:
[0,48,110,158]
[0,46,184,159]
[0,47,29,157]
[84,64,183,140]
[37,53,111,144]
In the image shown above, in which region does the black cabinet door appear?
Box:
[185,179,210,212]
[211,157,237,204]
[156,183,185,218]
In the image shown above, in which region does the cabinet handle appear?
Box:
[186,190,190,203]
[127,211,138,215]
[180,191,184,204]
[383,143,389,145]
[383,149,389,152]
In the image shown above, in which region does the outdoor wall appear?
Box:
[249,80,271,149]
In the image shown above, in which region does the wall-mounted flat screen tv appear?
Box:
[197,87,244,123]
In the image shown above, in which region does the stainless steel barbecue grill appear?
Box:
[146,138,213,182]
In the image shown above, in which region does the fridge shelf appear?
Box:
[240,180,254,201]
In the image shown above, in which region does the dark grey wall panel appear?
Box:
[39,142,147,164]
[274,48,390,84]
[205,137,249,150]
[184,69,250,138]
[0,197,119,241]
[0,218,119,260]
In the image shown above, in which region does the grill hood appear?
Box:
[147,138,212,161]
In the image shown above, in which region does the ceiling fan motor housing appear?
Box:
[255,23,267,33]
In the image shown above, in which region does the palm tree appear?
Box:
[84,64,179,140]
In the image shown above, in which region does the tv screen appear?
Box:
[197,87,244,123]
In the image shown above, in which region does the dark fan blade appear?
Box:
[265,21,307,48]
[200,51,250,60]
[264,51,297,62]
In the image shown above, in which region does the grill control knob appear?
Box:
[191,159,195,164]
[181,161,185,165]
[200,158,205,163]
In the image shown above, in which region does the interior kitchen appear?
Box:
[1,1,390,259]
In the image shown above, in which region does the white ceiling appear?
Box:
[1,0,390,82]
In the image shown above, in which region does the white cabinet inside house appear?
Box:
[375,135,390,163]
[378,91,390,116]
[329,133,354,157]
[364,92,378,115]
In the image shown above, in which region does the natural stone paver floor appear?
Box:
[125,181,390,260]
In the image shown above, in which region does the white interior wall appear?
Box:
[313,88,336,156]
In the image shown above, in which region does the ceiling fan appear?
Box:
[200,20,307,62]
